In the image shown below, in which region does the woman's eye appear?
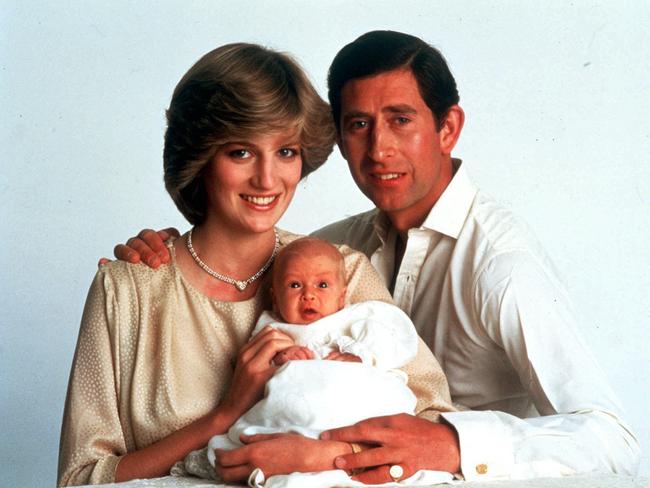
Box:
[229,149,251,159]
[278,148,299,158]
[318,282,329,288]
[289,282,301,289]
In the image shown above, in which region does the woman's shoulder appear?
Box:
[93,258,175,293]
[276,228,304,246]
[276,228,368,262]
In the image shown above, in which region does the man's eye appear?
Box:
[229,149,251,158]
[345,120,367,131]
[395,116,411,125]
[318,282,329,288]
[289,282,301,289]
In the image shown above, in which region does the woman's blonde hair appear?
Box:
[164,43,336,225]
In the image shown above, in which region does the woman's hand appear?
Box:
[214,433,352,482]
[321,413,460,483]
[219,326,295,423]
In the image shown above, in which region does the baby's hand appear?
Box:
[273,346,315,366]
[325,351,362,363]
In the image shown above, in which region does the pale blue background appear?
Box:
[1,1,649,486]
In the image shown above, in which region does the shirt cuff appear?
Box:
[442,410,514,481]
[89,454,122,485]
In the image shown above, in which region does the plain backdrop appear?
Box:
[1,1,649,486]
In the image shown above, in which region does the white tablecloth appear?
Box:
[77,474,649,488]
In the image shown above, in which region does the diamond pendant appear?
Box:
[235,281,247,291]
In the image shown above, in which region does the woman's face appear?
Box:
[203,131,303,234]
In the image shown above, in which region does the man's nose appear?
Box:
[368,124,396,162]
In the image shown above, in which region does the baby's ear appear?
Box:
[339,286,348,308]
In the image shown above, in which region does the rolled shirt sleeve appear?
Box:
[442,251,640,480]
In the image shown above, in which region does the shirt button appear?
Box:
[476,464,488,475]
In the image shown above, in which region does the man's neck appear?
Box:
[386,157,454,235]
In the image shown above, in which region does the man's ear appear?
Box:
[336,133,346,159]
[439,105,465,155]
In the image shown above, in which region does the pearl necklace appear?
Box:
[186,227,279,291]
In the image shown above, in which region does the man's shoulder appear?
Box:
[311,209,381,257]
[460,189,559,282]
[465,190,540,252]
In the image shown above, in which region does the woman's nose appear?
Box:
[251,156,277,189]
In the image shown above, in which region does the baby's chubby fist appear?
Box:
[272,345,315,366]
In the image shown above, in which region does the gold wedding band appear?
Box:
[389,464,404,481]
[348,442,364,475]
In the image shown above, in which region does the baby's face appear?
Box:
[273,251,347,325]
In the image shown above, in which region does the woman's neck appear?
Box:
[174,220,277,301]
[191,221,276,276]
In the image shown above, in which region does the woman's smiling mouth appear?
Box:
[241,194,279,207]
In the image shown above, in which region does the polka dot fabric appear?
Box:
[58,230,453,486]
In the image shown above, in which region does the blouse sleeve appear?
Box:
[58,268,127,486]
[337,245,455,419]
[338,244,393,305]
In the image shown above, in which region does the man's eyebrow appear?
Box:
[342,105,418,119]
[383,104,417,114]
[342,110,370,120]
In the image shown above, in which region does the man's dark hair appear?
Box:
[327,30,459,132]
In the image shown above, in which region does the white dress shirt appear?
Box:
[313,160,640,481]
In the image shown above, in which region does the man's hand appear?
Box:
[325,351,362,362]
[105,227,180,268]
[214,433,351,482]
[272,345,315,366]
[320,413,460,483]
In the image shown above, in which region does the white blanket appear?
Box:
[196,301,451,486]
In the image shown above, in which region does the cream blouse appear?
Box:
[58,230,453,486]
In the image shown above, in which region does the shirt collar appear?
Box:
[373,158,477,241]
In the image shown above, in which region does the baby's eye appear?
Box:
[318,281,329,288]
[288,282,301,289]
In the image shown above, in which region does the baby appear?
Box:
[266,236,414,367]
[177,238,453,486]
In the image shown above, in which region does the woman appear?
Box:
[58,43,451,486]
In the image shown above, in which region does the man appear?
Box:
[312,30,640,481]
[113,31,639,482]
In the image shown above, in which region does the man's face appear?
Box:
[338,69,458,230]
